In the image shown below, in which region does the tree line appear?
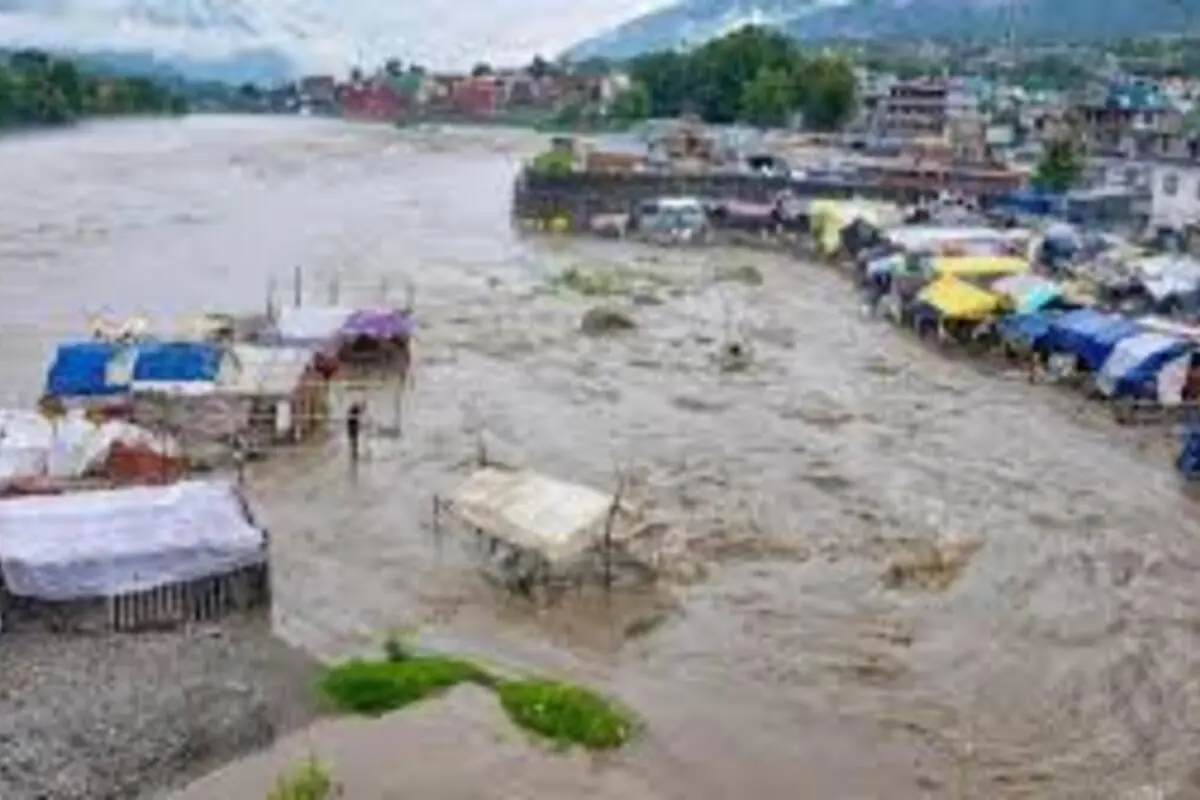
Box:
[606,26,857,130]
[0,49,187,129]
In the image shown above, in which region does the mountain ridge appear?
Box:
[566,0,1197,61]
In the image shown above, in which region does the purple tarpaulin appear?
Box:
[339,309,417,340]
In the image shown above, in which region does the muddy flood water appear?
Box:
[4,115,1200,799]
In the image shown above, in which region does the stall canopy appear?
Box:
[1095,331,1193,402]
[0,480,264,600]
[273,307,354,347]
[989,273,1064,313]
[932,255,1029,279]
[130,341,232,395]
[341,309,417,341]
[1044,309,1142,371]
[915,277,1004,321]
[44,341,130,398]
[996,311,1056,350]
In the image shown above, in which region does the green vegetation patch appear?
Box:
[318,655,493,716]
[497,679,636,751]
[318,639,640,752]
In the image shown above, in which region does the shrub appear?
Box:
[496,679,637,750]
[268,757,340,800]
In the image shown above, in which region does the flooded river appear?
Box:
[4,115,1200,799]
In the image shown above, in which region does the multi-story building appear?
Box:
[870,77,980,141]
[1145,134,1200,233]
[1074,81,1183,155]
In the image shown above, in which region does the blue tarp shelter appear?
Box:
[1177,424,1200,479]
[1043,309,1142,372]
[44,341,130,398]
[991,189,1067,217]
[996,311,1056,350]
[132,342,225,383]
[1096,331,1193,400]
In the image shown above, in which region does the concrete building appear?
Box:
[870,77,980,141]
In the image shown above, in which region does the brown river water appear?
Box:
[4,115,1200,799]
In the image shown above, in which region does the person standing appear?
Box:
[346,402,364,464]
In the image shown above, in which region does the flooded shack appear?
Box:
[435,466,653,599]
[270,306,414,373]
[0,480,269,634]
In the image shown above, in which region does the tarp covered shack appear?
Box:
[445,467,634,565]
[1044,309,1141,372]
[1095,331,1193,403]
[914,277,1005,321]
[0,480,264,601]
[44,341,130,398]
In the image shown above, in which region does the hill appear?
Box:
[566,0,1197,61]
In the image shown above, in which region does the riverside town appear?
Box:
[3,18,1200,800]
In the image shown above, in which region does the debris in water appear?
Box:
[580,306,636,335]
[550,265,629,296]
[882,536,983,591]
[715,264,764,286]
[718,340,753,372]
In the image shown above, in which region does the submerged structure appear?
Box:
[435,466,654,597]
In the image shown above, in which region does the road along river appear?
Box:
[2,115,1200,799]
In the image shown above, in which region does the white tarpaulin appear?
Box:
[0,480,265,600]
[447,467,628,563]
[274,307,352,343]
[1096,332,1188,398]
[0,409,177,483]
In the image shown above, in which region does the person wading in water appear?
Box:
[346,402,364,464]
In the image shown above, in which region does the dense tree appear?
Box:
[626,26,857,130]
[471,62,493,77]
[0,50,185,129]
[609,81,651,121]
[1034,137,1085,192]
[740,67,794,128]
[797,54,856,131]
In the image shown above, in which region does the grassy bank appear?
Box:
[316,638,637,752]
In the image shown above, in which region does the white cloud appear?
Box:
[0,0,678,73]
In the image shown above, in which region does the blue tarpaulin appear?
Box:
[1044,309,1142,371]
[132,342,224,383]
[44,341,129,397]
[992,189,1067,217]
[996,311,1055,349]
[1096,332,1193,399]
[1178,425,1200,479]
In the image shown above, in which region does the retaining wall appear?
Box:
[511,169,928,231]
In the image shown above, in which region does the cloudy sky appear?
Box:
[0,0,677,71]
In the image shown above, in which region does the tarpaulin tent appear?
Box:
[1095,331,1193,402]
[996,311,1056,350]
[991,188,1067,217]
[1043,309,1141,372]
[44,341,130,398]
[131,341,233,395]
[913,277,1005,321]
[989,273,1065,313]
[0,479,264,600]
[932,255,1029,279]
[1177,424,1200,479]
[0,409,179,484]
